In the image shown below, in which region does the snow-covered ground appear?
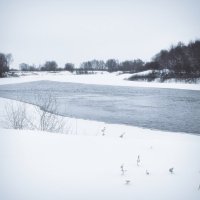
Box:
[0,73,200,200]
[1,128,200,200]
[0,97,200,200]
[1,71,200,90]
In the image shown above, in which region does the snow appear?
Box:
[0,73,200,200]
[0,128,200,200]
[0,97,200,200]
[0,71,200,90]
[128,70,155,76]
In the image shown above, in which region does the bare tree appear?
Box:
[4,101,28,129]
[0,53,12,77]
[41,61,58,71]
[105,59,119,72]
[30,93,66,133]
[4,94,66,133]
[65,63,74,72]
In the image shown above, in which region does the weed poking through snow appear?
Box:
[101,127,106,136]
[169,167,174,174]
[137,155,140,166]
[146,170,150,175]
[125,180,131,185]
[119,132,125,138]
[120,164,127,175]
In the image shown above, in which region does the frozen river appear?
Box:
[0,80,200,134]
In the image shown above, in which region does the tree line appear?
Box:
[0,40,200,78]
[18,59,145,73]
[144,40,200,79]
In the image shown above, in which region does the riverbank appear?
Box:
[0,73,200,200]
[0,98,200,200]
[0,97,200,200]
[1,71,200,90]
[1,81,200,134]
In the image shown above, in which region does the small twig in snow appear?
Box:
[146,170,150,175]
[119,132,125,138]
[125,180,131,185]
[101,127,106,136]
[137,155,140,166]
[120,164,127,175]
[169,167,174,174]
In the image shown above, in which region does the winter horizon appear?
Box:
[0,0,200,68]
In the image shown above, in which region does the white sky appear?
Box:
[0,0,200,68]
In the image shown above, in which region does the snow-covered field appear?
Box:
[1,71,200,90]
[1,127,200,200]
[0,73,200,200]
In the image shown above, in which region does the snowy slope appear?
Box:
[0,98,200,200]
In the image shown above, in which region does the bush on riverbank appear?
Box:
[128,70,200,83]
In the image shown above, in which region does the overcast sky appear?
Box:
[0,0,200,68]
